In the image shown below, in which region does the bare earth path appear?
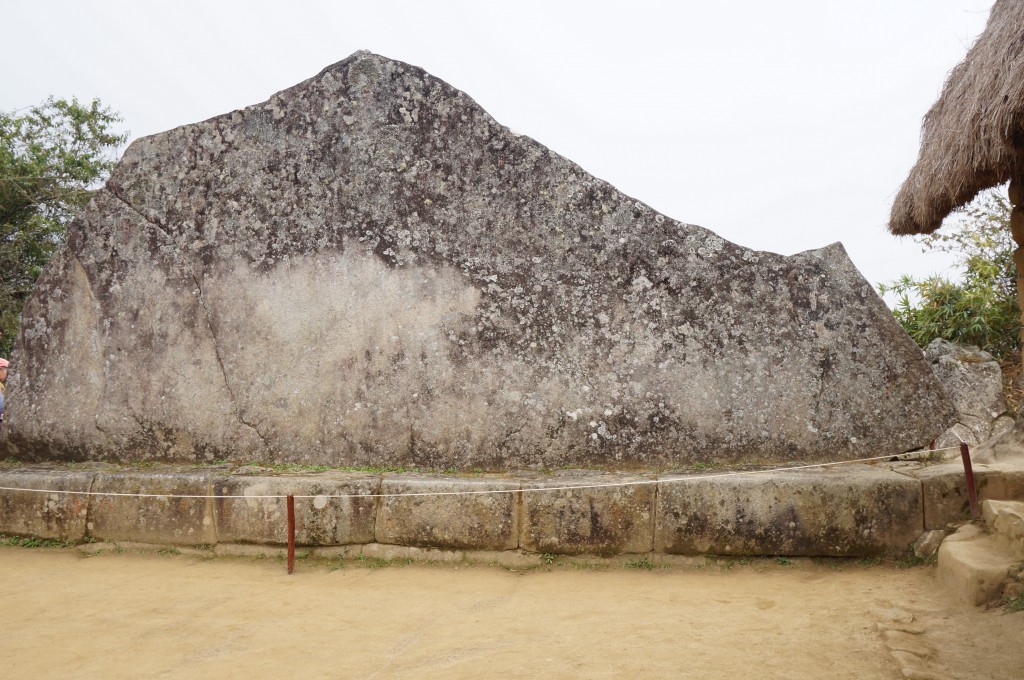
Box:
[1,547,1021,679]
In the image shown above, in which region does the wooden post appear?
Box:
[287,494,295,575]
[1015,245,1024,359]
[959,443,981,519]
[1009,178,1024,367]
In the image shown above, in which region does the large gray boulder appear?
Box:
[925,339,1013,448]
[3,51,954,469]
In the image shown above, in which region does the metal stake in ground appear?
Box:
[287,494,295,574]
[959,443,981,519]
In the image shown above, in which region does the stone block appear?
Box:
[937,530,1016,606]
[978,466,1024,499]
[519,472,655,555]
[913,529,946,559]
[911,464,973,529]
[375,475,519,550]
[655,465,922,556]
[982,499,1024,559]
[911,463,1024,529]
[0,469,94,542]
[214,473,378,546]
[87,471,216,545]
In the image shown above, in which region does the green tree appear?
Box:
[879,187,1019,360]
[0,97,126,357]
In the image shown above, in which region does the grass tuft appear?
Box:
[1004,593,1024,613]
[625,557,655,570]
[1,534,72,549]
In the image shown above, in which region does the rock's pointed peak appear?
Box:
[306,49,414,83]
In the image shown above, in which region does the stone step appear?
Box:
[936,523,1019,606]
[982,499,1024,559]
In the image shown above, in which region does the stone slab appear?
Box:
[519,472,655,555]
[87,471,217,545]
[655,466,923,556]
[357,543,468,564]
[375,475,520,550]
[214,473,378,546]
[882,629,934,658]
[77,542,214,558]
[214,543,287,559]
[0,469,94,542]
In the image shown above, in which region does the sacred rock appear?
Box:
[3,51,955,469]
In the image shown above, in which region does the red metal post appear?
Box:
[959,443,981,519]
[287,494,296,574]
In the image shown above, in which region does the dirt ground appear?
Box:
[1,547,1021,679]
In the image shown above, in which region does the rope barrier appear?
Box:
[0,449,956,501]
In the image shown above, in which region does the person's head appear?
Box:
[0,357,8,382]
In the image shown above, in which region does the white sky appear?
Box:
[3,1,998,295]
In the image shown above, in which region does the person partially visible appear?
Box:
[0,358,8,429]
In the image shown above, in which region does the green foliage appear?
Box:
[879,188,1019,360]
[268,462,334,473]
[1,534,72,548]
[894,552,930,569]
[624,557,655,570]
[0,97,126,357]
[691,461,720,471]
[354,554,409,569]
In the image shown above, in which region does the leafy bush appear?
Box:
[0,97,126,357]
[879,188,1019,360]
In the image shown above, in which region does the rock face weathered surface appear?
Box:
[3,51,954,469]
[655,466,923,556]
[926,339,1013,448]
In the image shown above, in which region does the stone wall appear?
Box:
[4,461,1020,557]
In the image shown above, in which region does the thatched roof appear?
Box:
[890,0,1024,235]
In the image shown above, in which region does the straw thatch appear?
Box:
[890,0,1024,235]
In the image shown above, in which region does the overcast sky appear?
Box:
[4,1,998,296]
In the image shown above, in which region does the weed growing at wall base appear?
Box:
[625,557,655,570]
[1004,593,1024,612]
[1,534,71,548]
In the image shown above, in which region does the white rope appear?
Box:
[0,449,955,501]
